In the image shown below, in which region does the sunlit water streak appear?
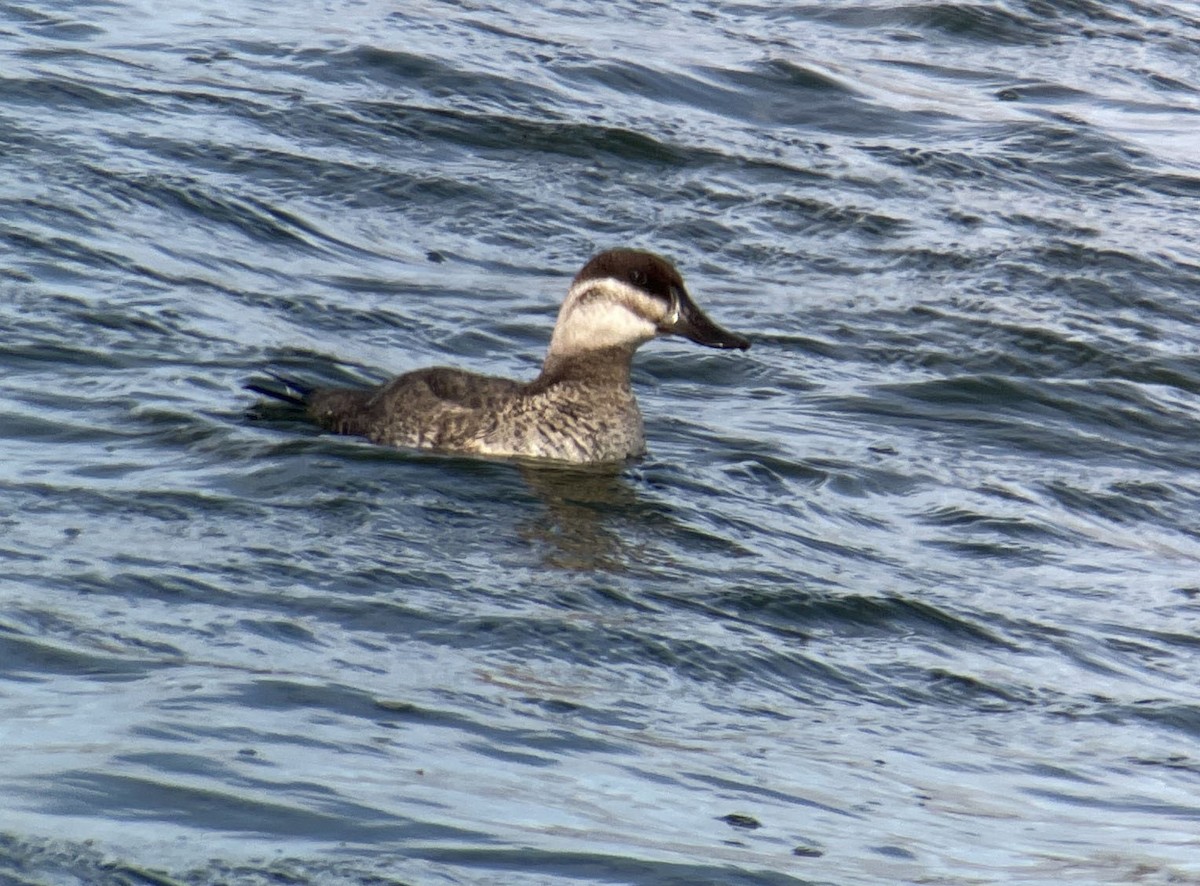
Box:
[3,1,1200,883]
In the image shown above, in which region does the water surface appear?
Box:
[3,1,1200,883]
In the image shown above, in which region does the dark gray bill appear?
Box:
[661,286,751,350]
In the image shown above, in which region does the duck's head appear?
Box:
[547,248,751,359]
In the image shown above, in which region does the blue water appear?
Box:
[3,1,1200,884]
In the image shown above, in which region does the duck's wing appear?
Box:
[318,367,520,448]
[411,367,523,409]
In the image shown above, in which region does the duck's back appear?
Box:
[307,367,514,448]
[306,363,643,462]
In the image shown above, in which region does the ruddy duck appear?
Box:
[247,248,750,463]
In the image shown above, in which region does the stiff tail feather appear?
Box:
[244,371,316,409]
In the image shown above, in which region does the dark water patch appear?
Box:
[426,613,769,687]
[0,409,135,445]
[514,693,650,734]
[755,194,912,241]
[1019,759,1103,786]
[684,770,855,822]
[922,536,1050,564]
[317,43,567,116]
[0,831,807,886]
[708,59,948,136]
[237,617,323,649]
[2,3,110,39]
[354,99,692,167]
[230,678,434,723]
[556,56,922,139]
[127,138,496,216]
[0,628,167,682]
[891,665,1037,713]
[69,569,248,607]
[832,374,1200,471]
[1021,781,1200,820]
[217,679,630,760]
[35,769,479,843]
[414,845,815,886]
[1,222,162,282]
[863,120,1145,198]
[809,459,926,500]
[3,323,219,382]
[0,835,180,886]
[1135,67,1200,95]
[1012,239,1189,291]
[4,604,183,659]
[740,647,903,708]
[561,59,763,116]
[60,557,456,635]
[801,2,1074,45]
[0,546,46,564]
[4,190,105,241]
[1109,625,1200,661]
[85,165,345,255]
[670,508,855,567]
[719,456,826,496]
[0,71,148,115]
[3,482,267,524]
[111,93,401,169]
[127,720,353,756]
[1004,117,1148,193]
[241,306,439,361]
[916,504,1081,562]
[568,585,1024,705]
[820,301,1200,403]
[1041,479,1181,527]
[464,16,570,51]
[1128,753,1200,778]
[722,590,1013,649]
[1116,701,1200,741]
[114,751,253,781]
[1146,168,1200,198]
[859,142,1025,189]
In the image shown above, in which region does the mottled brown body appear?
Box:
[307,348,645,462]
[250,249,749,464]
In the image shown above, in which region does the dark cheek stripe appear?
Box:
[574,283,665,320]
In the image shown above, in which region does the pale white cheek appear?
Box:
[550,294,660,354]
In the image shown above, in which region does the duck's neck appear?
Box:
[536,345,638,388]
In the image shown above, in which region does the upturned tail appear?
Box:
[244,371,316,408]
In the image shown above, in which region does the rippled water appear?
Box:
[4,1,1200,883]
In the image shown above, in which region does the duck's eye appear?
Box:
[629,269,647,286]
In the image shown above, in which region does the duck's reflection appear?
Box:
[517,463,647,572]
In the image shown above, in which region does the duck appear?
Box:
[247,248,750,464]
